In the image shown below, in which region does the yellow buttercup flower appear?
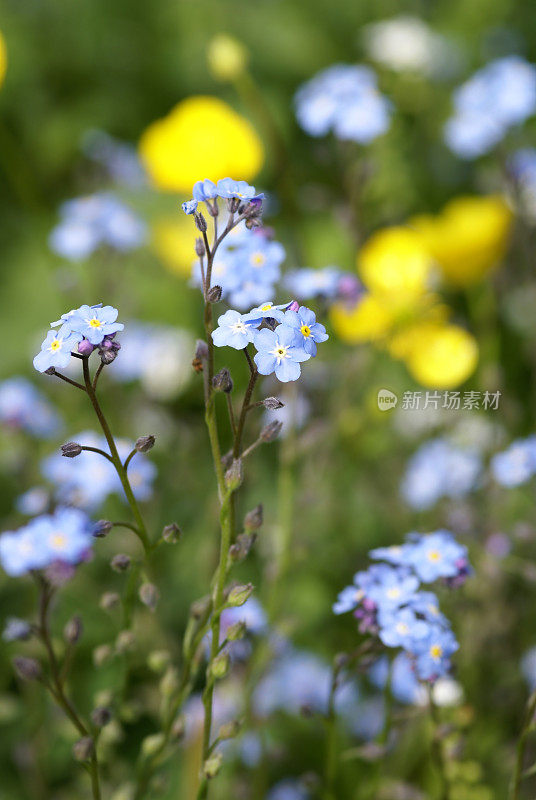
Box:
[330,294,396,344]
[402,322,478,388]
[207,34,248,82]
[0,31,7,89]
[139,96,264,193]
[411,195,512,287]
[358,226,435,301]
[152,217,197,277]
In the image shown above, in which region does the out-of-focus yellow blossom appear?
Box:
[152,217,196,277]
[207,34,249,82]
[401,322,478,388]
[0,31,7,88]
[330,294,396,343]
[358,226,435,301]
[139,97,264,193]
[411,195,512,287]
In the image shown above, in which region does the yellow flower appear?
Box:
[358,226,435,301]
[0,31,7,89]
[139,96,264,193]
[411,195,512,287]
[402,322,478,388]
[330,295,396,343]
[207,34,248,82]
[152,217,197,277]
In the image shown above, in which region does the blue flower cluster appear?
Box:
[181,177,264,214]
[0,377,62,438]
[491,435,536,487]
[283,267,364,305]
[294,64,391,143]
[212,302,328,382]
[0,507,93,577]
[401,437,482,510]
[334,531,470,682]
[33,303,123,373]
[201,223,286,310]
[444,56,536,159]
[42,431,156,511]
[49,192,146,260]
[82,130,147,189]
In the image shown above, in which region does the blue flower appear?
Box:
[445,56,536,159]
[61,304,124,345]
[0,377,62,438]
[281,305,329,356]
[49,192,146,259]
[216,178,264,200]
[283,267,342,301]
[413,626,459,681]
[2,617,32,642]
[369,653,427,705]
[15,488,49,516]
[377,606,429,649]
[369,543,415,566]
[0,521,48,576]
[401,438,481,511]
[407,531,468,583]
[193,179,219,201]
[253,326,310,383]
[333,584,365,614]
[181,199,198,214]
[366,567,420,611]
[491,436,536,487]
[82,130,147,189]
[266,780,309,800]
[243,301,291,324]
[211,309,258,350]
[33,330,83,373]
[407,591,449,627]
[295,64,391,144]
[41,507,93,565]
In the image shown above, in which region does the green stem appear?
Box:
[429,689,449,800]
[509,690,536,800]
[82,357,152,554]
[324,663,339,800]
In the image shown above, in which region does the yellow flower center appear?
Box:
[386,587,401,600]
[50,339,61,352]
[300,324,311,338]
[261,303,273,312]
[430,644,443,660]
[251,252,266,267]
[396,622,409,635]
[51,534,67,550]
[89,318,102,328]
[427,550,441,562]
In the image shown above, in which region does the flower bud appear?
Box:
[287,300,300,312]
[111,553,131,573]
[195,237,205,257]
[207,33,248,81]
[93,519,113,538]
[78,339,94,356]
[160,666,180,696]
[190,595,212,620]
[244,504,263,531]
[100,348,117,365]
[262,397,284,410]
[135,435,155,453]
[226,582,254,607]
[195,339,209,361]
[207,285,223,303]
[218,719,241,740]
[147,650,171,673]
[212,368,233,393]
[171,715,185,740]
[162,522,181,544]
[139,583,159,612]
[203,752,223,779]
[73,736,94,762]
[226,620,247,641]
[210,651,230,680]
[245,216,263,229]
[229,533,256,563]
[2,617,31,643]
[260,421,283,442]
[116,631,136,653]
[194,212,207,232]
[225,459,243,491]
[100,592,120,611]
[141,733,165,758]
[91,706,112,728]
[61,441,82,458]
[64,615,83,644]
[13,656,41,682]
[93,644,113,667]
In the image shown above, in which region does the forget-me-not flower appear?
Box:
[407,531,468,583]
[0,378,62,437]
[33,330,83,373]
[253,326,310,383]
[60,304,124,345]
[491,436,536,487]
[281,305,329,356]
[212,310,258,350]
